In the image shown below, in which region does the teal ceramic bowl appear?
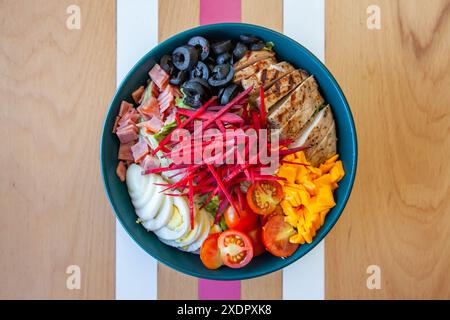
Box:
[101,23,357,280]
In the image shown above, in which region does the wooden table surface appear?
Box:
[0,0,449,299]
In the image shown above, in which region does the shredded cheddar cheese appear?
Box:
[276,151,345,244]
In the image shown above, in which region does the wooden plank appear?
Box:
[240,0,283,300]
[241,272,283,300]
[325,0,450,299]
[158,0,200,42]
[0,0,116,299]
[157,264,198,300]
[242,0,283,32]
[157,0,199,300]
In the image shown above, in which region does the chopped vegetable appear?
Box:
[247,227,266,257]
[276,151,344,244]
[153,120,178,141]
[218,230,254,268]
[224,204,258,232]
[262,215,298,258]
[246,180,284,215]
[200,233,223,270]
[175,89,195,110]
[204,195,219,214]
[263,41,275,51]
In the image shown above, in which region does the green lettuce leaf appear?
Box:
[140,81,155,103]
[204,195,219,214]
[175,88,194,110]
[263,41,275,51]
[219,215,228,231]
[153,120,177,142]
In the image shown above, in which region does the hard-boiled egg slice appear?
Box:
[158,207,205,247]
[153,194,191,240]
[182,211,213,253]
[141,188,173,231]
[132,174,158,209]
[126,164,149,197]
[135,176,165,221]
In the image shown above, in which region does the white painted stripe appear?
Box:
[282,0,325,300]
[116,0,159,300]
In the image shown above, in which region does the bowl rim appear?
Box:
[100,22,358,280]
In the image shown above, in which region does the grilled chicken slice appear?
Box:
[233,50,275,72]
[274,78,325,142]
[234,57,276,83]
[241,62,295,96]
[268,76,322,128]
[290,105,336,166]
[257,69,309,111]
[307,121,337,166]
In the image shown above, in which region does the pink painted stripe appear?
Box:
[198,0,242,300]
[200,0,241,25]
[199,280,241,300]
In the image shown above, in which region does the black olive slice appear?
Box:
[181,79,210,108]
[187,36,210,61]
[190,61,210,81]
[211,40,233,55]
[250,41,265,51]
[239,34,261,44]
[220,84,240,105]
[169,70,187,86]
[233,42,248,60]
[183,94,203,108]
[217,87,225,102]
[189,78,212,95]
[160,55,174,75]
[208,63,234,87]
[216,52,232,64]
[172,45,199,71]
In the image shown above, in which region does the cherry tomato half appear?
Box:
[200,233,223,270]
[262,215,299,258]
[259,205,284,226]
[246,180,284,215]
[218,230,254,268]
[224,205,258,232]
[246,227,266,257]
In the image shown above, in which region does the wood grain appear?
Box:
[157,0,200,300]
[0,0,116,299]
[158,0,200,42]
[242,0,283,32]
[157,264,198,300]
[240,0,283,300]
[325,0,450,299]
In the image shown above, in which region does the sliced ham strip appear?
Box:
[118,142,134,161]
[132,86,145,104]
[112,116,121,133]
[140,154,161,171]
[149,64,169,91]
[117,118,136,129]
[172,86,183,98]
[117,123,138,134]
[136,117,164,133]
[164,107,177,124]
[118,111,139,125]
[137,96,160,120]
[119,101,133,117]
[119,114,139,126]
[116,161,127,182]
[116,128,138,144]
[158,85,175,113]
[131,139,149,163]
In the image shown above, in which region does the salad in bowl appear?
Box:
[101,23,357,280]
